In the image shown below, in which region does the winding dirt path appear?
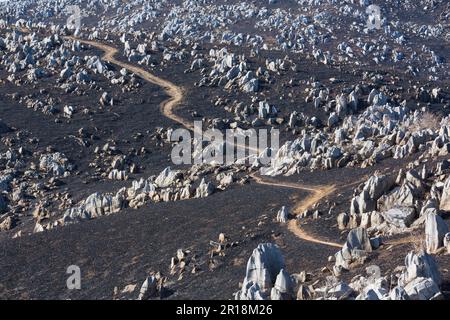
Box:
[66,36,191,131]
[250,173,341,248]
[65,36,352,249]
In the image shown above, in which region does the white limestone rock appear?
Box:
[236,243,285,300]
[138,276,158,300]
[276,206,288,223]
[381,206,416,229]
[425,213,449,254]
[155,167,179,188]
[404,277,442,300]
[440,175,450,211]
[195,178,214,198]
[270,269,294,300]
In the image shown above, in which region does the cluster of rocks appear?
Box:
[259,87,450,175]
[236,243,444,300]
[1,0,448,83]
[0,139,78,232]
[333,227,378,275]
[317,249,443,300]
[33,165,232,232]
[0,30,146,121]
[337,161,450,255]
[118,271,166,300]
[169,248,203,280]
[194,48,261,94]
[39,152,72,176]
[235,243,295,300]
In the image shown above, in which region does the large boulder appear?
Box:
[399,251,441,287]
[270,269,294,300]
[327,282,354,300]
[444,233,450,253]
[335,227,372,269]
[138,276,158,300]
[350,175,394,214]
[440,176,450,211]
[404,277,442,300]
[389,286,409,300]
[238,282,265,300]
[347,227,373,252]
[108,169,128,181]
[83,192,105,217]
[337,212,350,230]
[364,175,394,199]
[39,152,70,176]
[236,243,286,300]
[377,182,418,211]
[381,206,416,228]
[276,206,289,223]
[154,167,179,188]
[425,213,449,254]
[0,216,13,231]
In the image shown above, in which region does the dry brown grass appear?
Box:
[408,112,441,133]
[410,229,426,253]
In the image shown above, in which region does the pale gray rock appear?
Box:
[276,206,289,223]
[337,212,349,230]
[335,227,372,269]
[389,286,409,300]
[242,78,259,93]
[364,175,393,199]
[0,216,12,231]
[138,276,158,300]
[270,269,294,300]
[236,243,285,300]
[39,153,70,176]
[33,222,44,233]
[444,233,450,253]
[327,282,353,300]
[399,251,441,287]
[404,277,441,300]
[195,178,214,198]
[355,287,388,300]
[381,206,416,229]
[154,167,179,188]
[425,213,449,254]
[347,227,373,252]
[60,67,72,79]
[377,182,418,212]
[108,169,128,181]
[236,282,265,300]
[440,175,450,211]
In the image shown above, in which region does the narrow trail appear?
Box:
[66,36,410,249]
[65,36,191,131]
[66,36,345,248]
[250,173,342,247]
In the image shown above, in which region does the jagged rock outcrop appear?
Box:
[334,227,373,270]
[440,176,450,211]
[195,178,214,198]
[235,243,289,300]
[155,167,180,188]
[425,213,449,254]
[276,206,288,223]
